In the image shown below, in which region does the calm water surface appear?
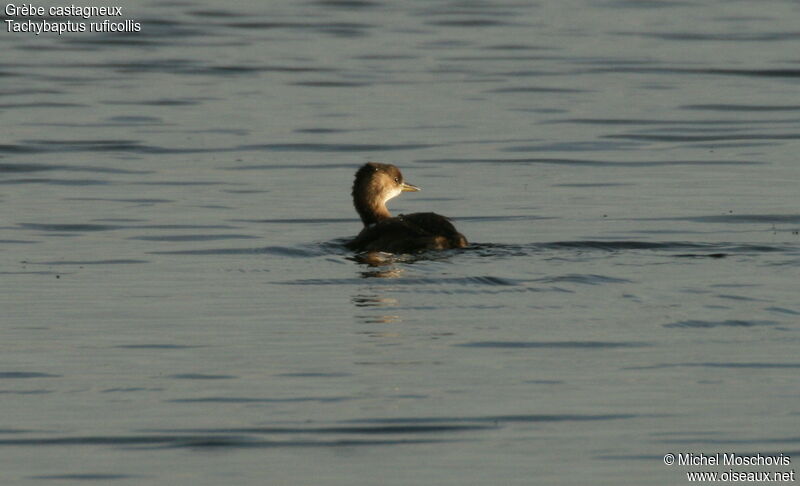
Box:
[2,0,799,484]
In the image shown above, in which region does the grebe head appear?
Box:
[352,162,419,226]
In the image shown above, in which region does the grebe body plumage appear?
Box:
[346,162,468,253]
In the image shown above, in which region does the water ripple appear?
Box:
[168,396,349,404]
[0,372,60,379]
[150,245,322,257]
[619,31,800,42]
[682,104,800,112]
[21,259,147,265]
[0,162,149,174]
[148,424,492,435]
[31,474,141,481]
[129,234,257,242]
[604,132,800,142]
[279,275,523,286]
[589,66,800,78]
[311,0,380,8]
[417,158,760,167]
[346,413,641,424]
[458,341,650,349]
[534,274,632,285]
[165,374,237,380]
[663,320,778,329]
[625,362,800,370]
[639,214,800,225]
[0,140,437,155]
[0,435,451,449]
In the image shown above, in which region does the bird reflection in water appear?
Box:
[351,251,406,278]
[352,294,401,324]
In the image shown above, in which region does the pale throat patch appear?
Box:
[384,186,402,203]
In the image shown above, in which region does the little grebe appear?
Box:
[346,162,468,253]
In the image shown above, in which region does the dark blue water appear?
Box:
[2,1,799,484]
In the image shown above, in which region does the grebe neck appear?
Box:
[354,192,392,226]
